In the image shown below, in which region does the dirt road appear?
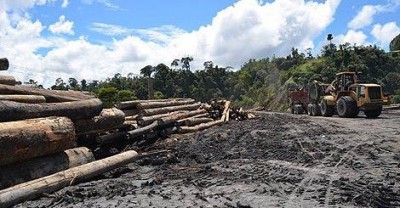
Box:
[17,110,400,207]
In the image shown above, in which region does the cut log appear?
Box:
[127,121,159,139]
[220,101,231,122]
[0,95,46,103]
[125,115,139,121]
[0,58,9,71]
[157,109,208,126]
[96,132,127,145]
[181,118,214,126]
[0,75,16,86]
[0,147,94,190]
[137,99,195,109]
[116,98,192,110]
[137,110,189,126]
[141,103,201,116]
[177,113,210,125]
[0,117,76,166]
[0,150,138,207]
[179,120,224,133]
[0,98,103,122]
[74,108,125,135]
[0,84,94,102]
[122,109,139,117]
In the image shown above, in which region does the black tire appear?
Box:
[321,99,334,117]
[364,106,382,118]
[291,106,294,114]
[297,105,304,114]
[336,96,357,118]
[312,104,321,116]
[307,104,313,116]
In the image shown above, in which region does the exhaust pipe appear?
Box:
[0,58,9,71]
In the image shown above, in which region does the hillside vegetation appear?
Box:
[48,40,400,109]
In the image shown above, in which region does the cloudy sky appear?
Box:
[0,0,399,86]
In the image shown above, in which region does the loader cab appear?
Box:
[335,72,360,91]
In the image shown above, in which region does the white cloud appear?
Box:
[1,0,342,87]
[81,0,120,10]
[334,30,368,45]
[61,0,69,8]
[371,22,400,47]
[48,15,74,35]
[348,5,386,30]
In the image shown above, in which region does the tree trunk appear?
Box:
[0,98,103,122]
[0,150,138,207]
[181,117,214,126]
[96,132,127,145]
[0,75,16,86]
[220,101,231,122]
[179,120,224,133]
[0,117,76,166]
[74,108,125,135]
[122,109,139,117]
[0,95,46,103]
[0,147,94,190]
[127,121,159,139]
[137,99,195,109]
[116,98,191,110]
[137,110,189,126]
[0,84,94,102]
[141,103,201,116]
[157,109,207,125]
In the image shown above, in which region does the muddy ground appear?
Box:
[17,110,400,208]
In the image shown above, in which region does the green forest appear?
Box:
[48,34,400,109]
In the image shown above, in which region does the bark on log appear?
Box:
[127,121,159,138]
[220,101,231,122]
[158,109,208,126]
[116,98,192,110]
[0,147,94,190]
[0,58,9,71]
[125,115,139,121]
[0,117,76,166]
[74,108,125,135]
[96,132,127,145]
[179,120,224,133]
[181,118,214,126]
[177,113,210,125]
[0,150,138,207]
[0,84,94,102]
[122,109,139,117]
[137,110,189,126]
[141,103,201,116]
[0,75,16,86]
[137,99,195,110]
[0,95,46,103]
[0,98,103,122]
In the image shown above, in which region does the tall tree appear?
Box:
[390,33,400,51]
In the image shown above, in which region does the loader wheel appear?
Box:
[364,106,382,118]
[321,99,334,117]
[336,96,357,118]
[312,104,321,116]
[307,104,313,116]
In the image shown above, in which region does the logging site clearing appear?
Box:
[15,109,400,208]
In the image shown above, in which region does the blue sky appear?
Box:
[0,0,399,86]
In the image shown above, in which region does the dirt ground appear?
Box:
[16,110,400,208]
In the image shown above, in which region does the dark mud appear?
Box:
[16,111,400,208]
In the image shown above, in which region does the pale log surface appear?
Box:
[0,98,103,122]
[116,98,191,110]
[0,84,94,102]
[141,103,201,116]
[74,108,125,135]
[137,99,195,109]
[0,75,16,86]
[137,110,188,126]
[0,147,94,190]
[220,101,231,122]
[182,117,214,126]
[0,95,46,103]
[0,117,76,166]
[179,120,224,133]
[0,150,138,207]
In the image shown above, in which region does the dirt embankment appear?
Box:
[17,111,400,208]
